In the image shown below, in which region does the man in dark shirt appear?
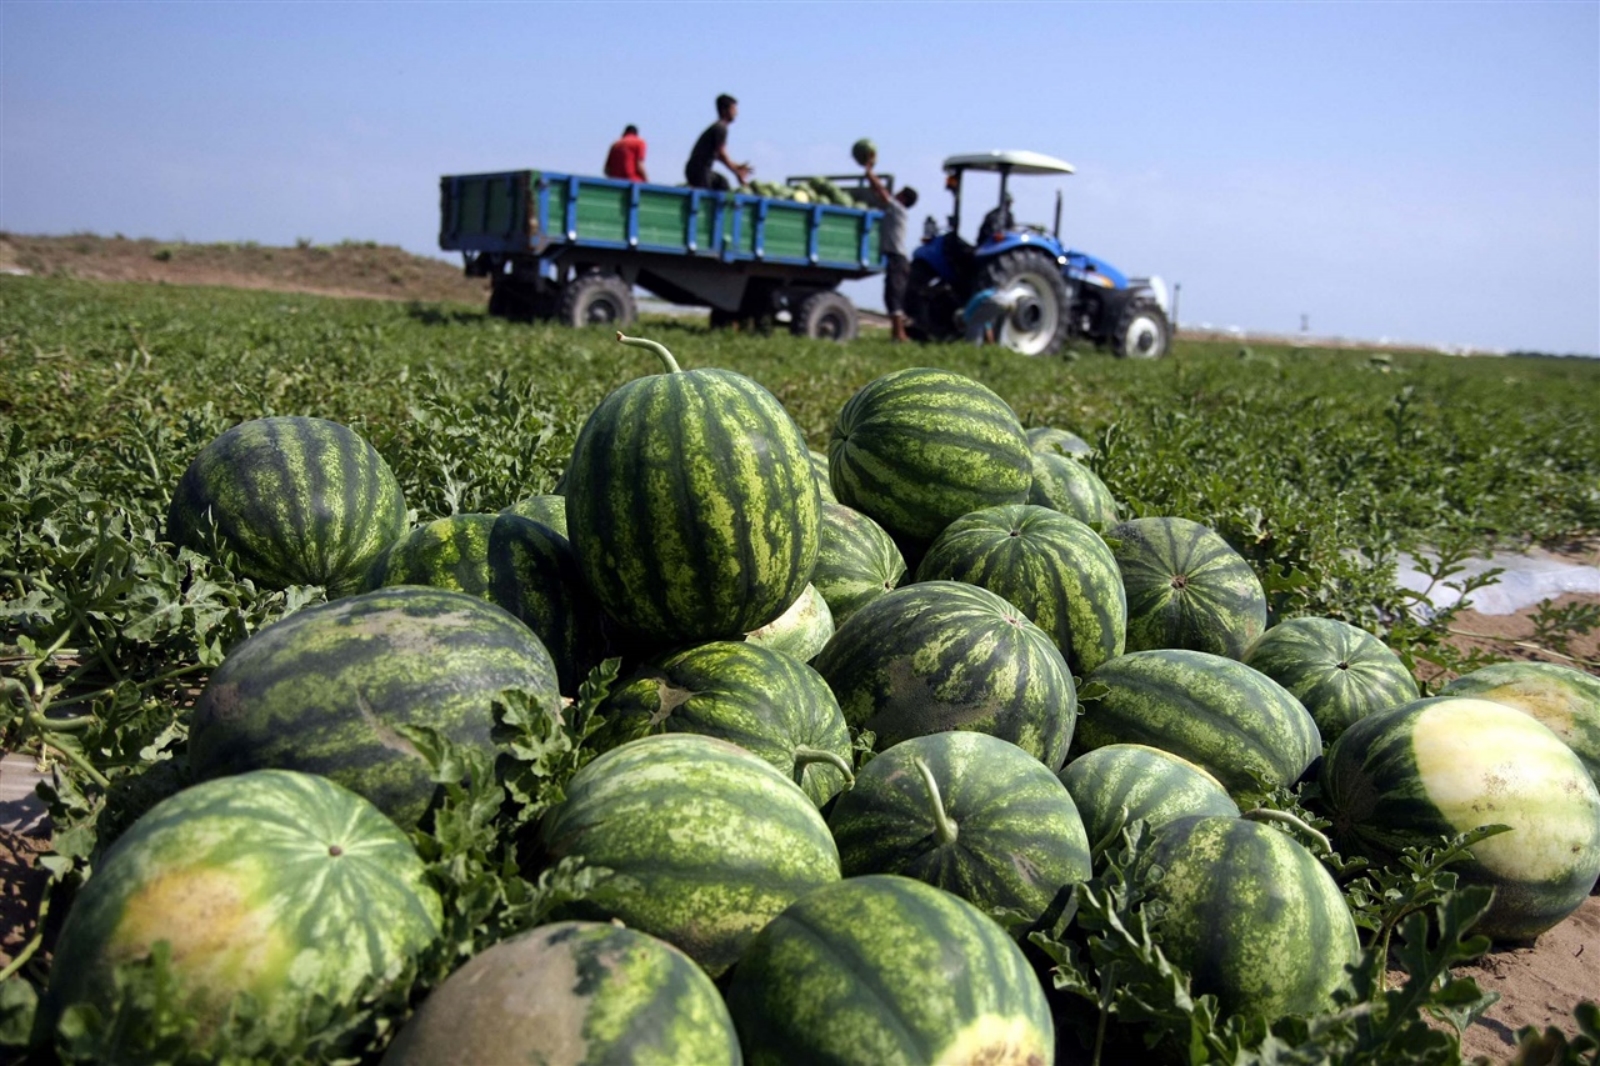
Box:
[863,158,918,343]
[604,125,647,182]
[685,94,749,191]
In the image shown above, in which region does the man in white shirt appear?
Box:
[863,159,918,343]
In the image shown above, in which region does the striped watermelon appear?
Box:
[809,448,839,503]
[813,580,1078,771]
[501,492,568,536]
[1059,743,1240,850]
[382,921,739,1066]
[564,334,820,643]
[915,503,1126,677]
[827,732,1091,926]
[1439,661,1600,788]
[362,513,497,596]
[1244,617,1419,741]
[1028,452,1119,531]
[535,734,841,976]
[1026,425,1094,458]
[744,582,834,663]
[597,641,854,807]
[1137,816,1360,1020]
[188,586,561,829]
[39,771,440,1052]
[485,513,609,697]
[1322,696,1600,942]
[828,367,1032,550]
[1109,515,1268,659]
[724,875,1053,1066]
[1076,649,1321,799]
[166,415,406,597]
[812,501,907,626]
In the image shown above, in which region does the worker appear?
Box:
[604,125,648,182]
[960,282,1030,344]
[977,193,1014,245]
[861,153,918,343]
[685,94,750,191]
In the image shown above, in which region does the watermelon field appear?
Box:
[2,273,1600,1064]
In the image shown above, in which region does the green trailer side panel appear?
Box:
[441,173,533,247]
[762,205,809,262]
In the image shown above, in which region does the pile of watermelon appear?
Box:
[34,333,1600,1063]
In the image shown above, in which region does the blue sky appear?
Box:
[3,2,1596,354]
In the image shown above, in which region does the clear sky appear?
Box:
[4,1,1597,354]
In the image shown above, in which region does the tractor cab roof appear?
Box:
[941,150,1076,176]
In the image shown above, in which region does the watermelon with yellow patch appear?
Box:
[1438,661,1600,789]
[36,771,440,1055]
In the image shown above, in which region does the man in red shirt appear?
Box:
[604,125,648,182]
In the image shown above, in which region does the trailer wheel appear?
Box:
[559,273,636,329]
[792,291,857,342]
[1111,298,1170,359]
[978,249,1072,357]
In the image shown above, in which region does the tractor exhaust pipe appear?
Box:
[1053,190,1062,241]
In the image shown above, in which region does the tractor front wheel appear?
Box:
[978,249,1071,357]
[1111,298,1171,359]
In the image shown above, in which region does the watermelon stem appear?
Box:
[1243,807,1332,854]
[616,332,681,374]
[913,757,959,846]
[792,747,855,787]
[1089,804,1131,861]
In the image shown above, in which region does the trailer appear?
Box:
[439,170,887,341]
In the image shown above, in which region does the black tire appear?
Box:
[1111,297,1171,359]
[791,290,857,342]
[904,258,959,343]
[558,272,636,329]
[488,280,538,321]
[977,248,1071,357]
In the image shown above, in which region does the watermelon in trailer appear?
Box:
[382,922,739,1066]
[827,731,1091,926]
[188,586,562,829]
[564,334,820,643]
[535,734,841,976]
[915,503,1126,677]
[166,415,407,597]
[1109,515,1268,659]
[814,580,1078,770]
[38,771,440,1054]
[724,875,1053,1066]
[1322,696,1600,942]
[828,367,1032,550]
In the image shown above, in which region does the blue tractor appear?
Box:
[906,150,1172,358]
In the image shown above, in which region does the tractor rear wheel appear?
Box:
[978,249,1072,356]
[558,272,636,329]
[1111,297,1170,359]
[791,291,858,342]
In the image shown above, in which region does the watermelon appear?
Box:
[1109,515,1268,659]
[724,874,1053,1066]
[1028,452,1119,530]
[814,580,1078,770]
[1322,696,1600,942]
[1136,815,1361,1020]
[812,501,907,626]
[827,732,1091,926]
[166,415,406,597]
[38,771,440,1051]
[188,586,561,829]
[597,641,854,807]
[809,448,838,503]
[915,503,1126,677]
[1244,616,1419,741]
[565,335,819,643]
[501,492,568,536]
[485,512,609,697]
[1027,425,1094,458]
[1059,743,1240,849]
[744,582,834,663]
[382,921,739,1066]
[1075,649,1321,799]
[828,367,1032,550]
[362,513,497,596]
[1438,661,1600,788]
[535,733,840,976]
